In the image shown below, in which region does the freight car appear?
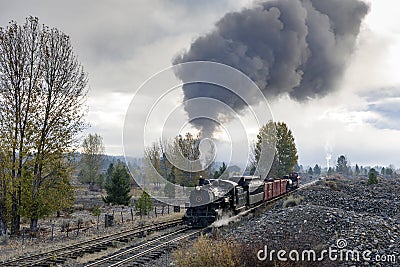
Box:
[183,173,300,227]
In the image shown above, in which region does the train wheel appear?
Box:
[201,218,209,227]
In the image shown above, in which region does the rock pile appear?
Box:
[221,177,400,266]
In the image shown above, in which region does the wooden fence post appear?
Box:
[77,218,82,236]
[22,227,25,245]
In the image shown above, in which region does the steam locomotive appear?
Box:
[183,173,300,227]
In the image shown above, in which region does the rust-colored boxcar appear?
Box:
[264,181,273,201]
[264,179,288,201]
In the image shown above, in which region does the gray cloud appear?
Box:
[173,0,369,136]
[0,0,246,93]
[360,87,400,102]
[360,87,400,130]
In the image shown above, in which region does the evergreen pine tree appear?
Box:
[103,161,132,205]
[336,155,348,174]
[313,164,321,176]
[254,121,298,178]
[105,163,114,185]
[367,168,378,185]
[355,164,360,175]
[214,162,227,179]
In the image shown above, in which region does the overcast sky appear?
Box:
[1,0,400,169]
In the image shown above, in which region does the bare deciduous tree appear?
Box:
[81,133,105,186]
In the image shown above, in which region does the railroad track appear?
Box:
[86,181,316,266]
[85,227,203,267]
[85,182,315,266]
[0,218,183,267]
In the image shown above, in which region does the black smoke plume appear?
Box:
[173,0,369,136]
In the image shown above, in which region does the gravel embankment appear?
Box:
[147,177,400,266]
[220,177,400,266]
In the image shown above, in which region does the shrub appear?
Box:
[325,180,339,190]
[91,206,101,217]
[367,168,378,185]
[135,191,153,216]
[174,235,243,267]
[283,196,304,208]
[61,220,70,232]
[174,235,307,267]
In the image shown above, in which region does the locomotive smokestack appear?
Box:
[173,0,369,136]
[198,175,205,186]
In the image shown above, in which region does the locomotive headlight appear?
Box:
[195,195,203,203]
[196,186,201,191]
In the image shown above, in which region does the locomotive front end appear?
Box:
[183,179,237,227]
[184,186,218,227]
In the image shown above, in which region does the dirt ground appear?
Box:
[0,207,185,263]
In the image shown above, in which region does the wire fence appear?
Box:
[0,204,184,247]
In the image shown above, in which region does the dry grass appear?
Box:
[173,235,312,267]
[174,234,244,267]
[325,180,339,191]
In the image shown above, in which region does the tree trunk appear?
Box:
[30,217,38,233]
[0,221,5,236]
[0,178,7,236]
[11,201,20,235]
[29,200,39,233]
[11,147,20,235]
[0,206,6,236]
